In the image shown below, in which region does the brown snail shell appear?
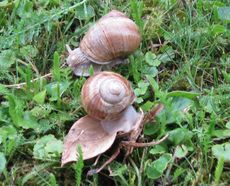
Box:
[67,10,141,76]
[81,71,135,121]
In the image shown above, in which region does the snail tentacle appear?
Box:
[66,47,102,76]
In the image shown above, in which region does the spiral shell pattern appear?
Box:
[81,71,135,120]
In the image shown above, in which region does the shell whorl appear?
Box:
[99,78,126,104]
[81,71,135,121]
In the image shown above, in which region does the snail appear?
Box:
[81,71,142,134]
[62,71,144,165]
[66,10,141,76]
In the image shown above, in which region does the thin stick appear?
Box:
[4,73,52,88]
[121,134,169,147]
[4,63,66,89]
[143,103,164,123]
[93,154,101,166]
[87,146,121,175]
[66,44,73,53]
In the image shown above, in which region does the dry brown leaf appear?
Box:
[61,116,116,166]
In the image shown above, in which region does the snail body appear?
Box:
[67,10,141,76]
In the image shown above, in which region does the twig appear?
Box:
[87,146,121,175]
[121,134,169,147]
[3,63,67,89]
[143,103,164,123]
[93,154,101,166]
[4,73,52,89]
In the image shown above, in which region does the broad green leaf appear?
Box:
[142,66,158,77]
[136,97,144,104]
[33,90,46,104]
[212,130,230,138]
[167,91,200,100]
[153,153,172,172]
[170,97,193,111]
[146,75,159,91]
[0,152,6,173]
[7,95,24,127]
[138,81,149,89]
[75,5,95,20]
[149,144,167,155]
[147,153,172,179]
[134,80,150,103]
[0,50,16,69]
[226,121,230,129]
[45,81,70,101]
[33,135,63,159]
[217,7,230,21]
[211,24,226,35]
[168,128,193,145]
[134,85,148,96]
[212,143,230,162]
[153,59,161,66]
[141,101,155,112]
[45,140,63,154]
[147,166,162,180]
[157,47,175,63]
[19,111,38,129]
[159,97,193,124]
[109,163,128,177]
[175,145,188,158]
[145,52,161,66]
[0,126,17,140]
[145,52,156,65]
[49,173,58,186]
[144,122,161,135]
[0,0,9,7]
[20,45,38,58]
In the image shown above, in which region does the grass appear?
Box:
[0,0,230,185]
